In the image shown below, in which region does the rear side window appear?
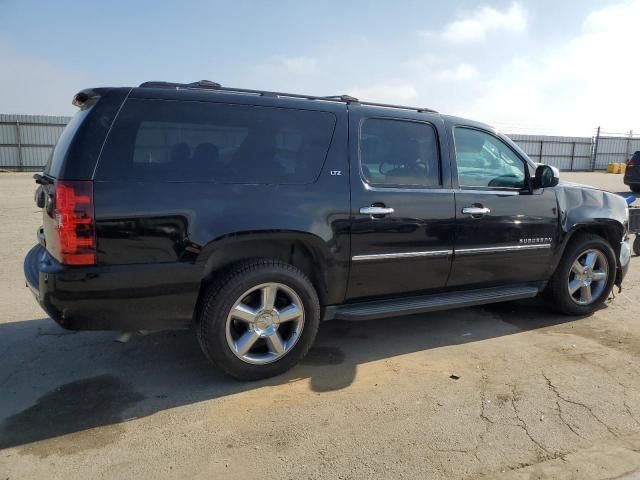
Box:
[96,99,336,184]
[44,107,92,178]
[359,118,440,187]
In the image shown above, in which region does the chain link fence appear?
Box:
[0,114,638,172]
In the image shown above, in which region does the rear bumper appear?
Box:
[24,244,201,331]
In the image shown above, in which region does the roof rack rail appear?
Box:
[139,80,221,89]
[138,81,437,113]
[359,101,437,114]
[322,94,360,102]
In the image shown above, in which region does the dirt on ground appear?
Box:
[1,171,639,479]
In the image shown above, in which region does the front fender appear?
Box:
[550,184,629,284]
[556,185,628,235]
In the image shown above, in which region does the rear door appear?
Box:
[346,106,456,300]
[448,124,559,288]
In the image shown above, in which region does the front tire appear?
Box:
[546,234,616,315]
[197,260,320,380]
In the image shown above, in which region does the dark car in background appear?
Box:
[24,81,632,380]
[625,151,640,193]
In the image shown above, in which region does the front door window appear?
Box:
[454,127,526,190]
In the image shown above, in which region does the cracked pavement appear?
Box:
[1,172,640,479]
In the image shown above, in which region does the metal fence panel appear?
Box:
[512,140,542,157]
[572,157,592,171]
[0,146,20,168]
[574,142,593,158]
[594,134,640,169]
[508,133,593,171]
[0,114,70,125]
[598,137,627,154]
[20,125,66,146]
[21,147,52,168]
[0,114,70,171]
[595,153,623,169]
[0,124,18,144]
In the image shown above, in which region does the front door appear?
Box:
[448,126,559,288]
[346,107,456,300]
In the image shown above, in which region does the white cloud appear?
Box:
[246,55,320,92]
[274,56,318,75]
[0,43,90,116]
[403,56,478,84]
[348,83,418,104]
[434,64,478,81]
[424,2,527,44]
[462,0,640,134]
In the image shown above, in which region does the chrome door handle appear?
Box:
[359,206,394,216]
[461,207,491,215]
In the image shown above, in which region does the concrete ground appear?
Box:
[0,171,639,479]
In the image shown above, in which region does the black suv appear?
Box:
[624,151,640,193]
[25,81,632,379]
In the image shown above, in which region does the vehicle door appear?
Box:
[448,124,559,288]
[346,106,456,300]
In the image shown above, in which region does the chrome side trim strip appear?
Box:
[456,243,552,255]
[352,250,453,261]
[352,244,552,261]
[454,189,520,196]
[363,184,454,194]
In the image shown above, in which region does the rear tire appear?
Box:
[197,259,320,380]
[633,236,640,256]
[545,234,616,315]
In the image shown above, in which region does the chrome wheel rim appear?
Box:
[567,249,609,305]
[225,282,305,365]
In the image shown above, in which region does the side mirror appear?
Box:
[534,164,559,188]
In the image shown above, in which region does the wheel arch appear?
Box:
[550,219,625,277]
[195,230,345,316]
[552,185,628,278]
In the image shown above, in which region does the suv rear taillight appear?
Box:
[53,181,96,265]
[628,158,637,167]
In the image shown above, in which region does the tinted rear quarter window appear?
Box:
[44,107,92,178]
[96,99,337,184]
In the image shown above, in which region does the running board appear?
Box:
[331,286,539,321]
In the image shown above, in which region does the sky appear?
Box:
[1,0,639,136]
